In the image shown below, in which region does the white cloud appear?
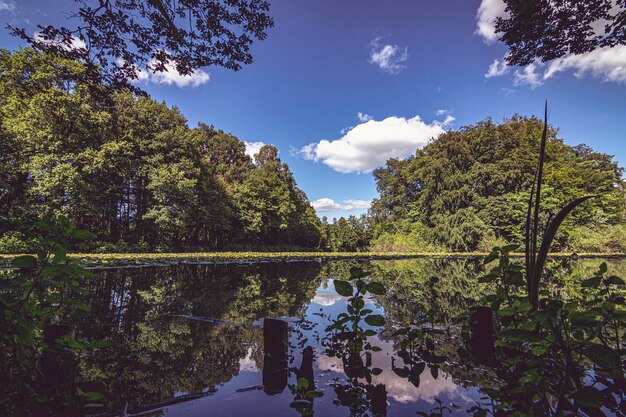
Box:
[513,63,542,88]
[0,0,16,14]
[486,45,626,88]
[544,45,626,83]
[243,141,266,158]
[311,198,372,212]
[301,115,448,173]
[485,57,510,78]
[34,31,86,51]
[369,37,409,74]
[123,58,210,88]
[478,0,626,87]
[475,0,507,43]
[148,62,210,88]
[435,109,449,116]
[499,87,516,95]
[357,112,373,122]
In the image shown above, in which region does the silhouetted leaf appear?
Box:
[334,280,353,297]
[11,255,37,269]
[367,282,387,295]
[364,314,385,327]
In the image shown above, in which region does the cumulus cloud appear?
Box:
[477,0,626,86]
[485,57,510,78]
[311,198,371,213]
[544,46,626,83]
[243,141,266,158]
[369,37,409,74]
[0,0,16,14]
[301,115,448,173]
[486,45,626,88]
[435,109,450,116]
[475,0,507,43]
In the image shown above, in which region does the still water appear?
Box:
[7,257,626,416]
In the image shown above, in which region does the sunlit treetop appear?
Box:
[8,0,274,87]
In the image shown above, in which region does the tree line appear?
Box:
[1,49,624,254]
[369,116,626,253]
[0,49,321,252]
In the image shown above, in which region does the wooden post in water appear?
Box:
[262,318,288,395]
[469,307,495,366]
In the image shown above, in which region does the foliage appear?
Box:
[0,216,103,415]
[324,267,388,415]
[0,49,321,251]
[370,115,625,252]
[496,0,626,66]
[525,105,596,309]
[476,249,626,416]
[320,215,373,252]
[9,0,274,86]
[568,224,626,254]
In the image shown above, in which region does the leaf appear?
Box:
[371,367,382,375]
[530,195,596,307]
[484,251,499,264]
[364,314,385,327]
[430,364,439,379]
[366,282,387,295]
[349,267,369,279]
[501,244,520,253]
[333,280,353,297]
[581,276,602,288]
[572,386,604,408]
[583,344,623,377]
[604,275,625,286]
[393,367,409,378]
[11,255,37,269]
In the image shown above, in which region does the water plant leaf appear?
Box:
[11,255,37,269]
[366,282,387,295]
[364,314,385,326]
[334,280,353,297]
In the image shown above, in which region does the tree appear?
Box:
[370,116,625,251]
[0,49,322,251]
[9,0,274,85]
[496,0,626,65]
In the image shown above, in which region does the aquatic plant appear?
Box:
[524,103,595,309]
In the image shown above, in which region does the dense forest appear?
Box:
[0,49,321,252]
[1,48,625,254]
[369,116,626,252]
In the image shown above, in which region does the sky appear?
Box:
[2,0,625,219]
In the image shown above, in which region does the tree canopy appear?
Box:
[0,49,319,251]
[497,0,626,65]
[9,0,274,85]
[370,116,626,252]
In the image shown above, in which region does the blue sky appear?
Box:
[2,0,625,219]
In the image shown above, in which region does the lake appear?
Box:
[4,256,626,416]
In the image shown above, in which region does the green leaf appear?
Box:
[604,275,625,286]
[364,314,385,327]
[334,280,353,297]
[11,255,38,269]
[581,276,602,288]
[572,386,604,408]
[371,367,383,375]
[349,267,369,279]
[501,244,520,253]
[583,344,622,376]
[366,282,387,295]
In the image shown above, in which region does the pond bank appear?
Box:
[1,251,625,268]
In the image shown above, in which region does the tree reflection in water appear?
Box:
[2,257,626,416]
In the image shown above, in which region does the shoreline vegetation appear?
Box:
[1,251,624,268]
